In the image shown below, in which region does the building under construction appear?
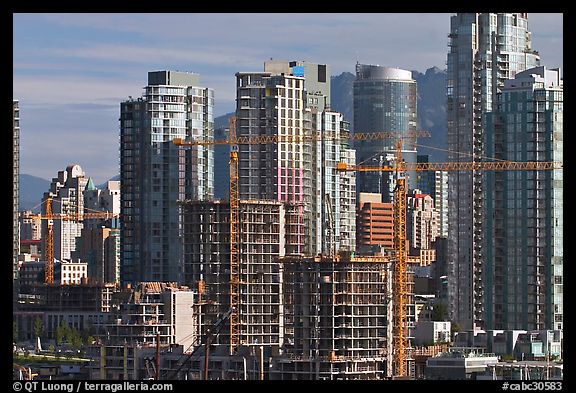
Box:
[273,255,416,380]
[180,199,304,352]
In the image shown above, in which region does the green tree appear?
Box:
[56,320,69,345]
[431,302,449,321]
[33,316,44,339]
[48,344,55,353]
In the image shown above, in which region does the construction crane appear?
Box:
[336,140,563,377]
[228,116,240,355]
[168,307,234,380]
[39,197,118,284]
[174,127,429,355]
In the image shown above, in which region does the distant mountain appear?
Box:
[330,72,356,125]
[412,67,448,162]
[330,72,355,127]
[331,67,448,162]
[19,174,50,211]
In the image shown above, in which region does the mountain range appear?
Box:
[19,67,447,206]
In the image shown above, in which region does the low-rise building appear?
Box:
[426,347,498,380]
[413,321,451,346]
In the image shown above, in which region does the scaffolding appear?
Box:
[281,256,416,379]
[180,200,301,351]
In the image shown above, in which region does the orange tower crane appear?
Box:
[228,115,240,355]
[336,142,563,377]
[39,198,118,285]
[174,128,429,355]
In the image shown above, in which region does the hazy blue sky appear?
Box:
[13,13,563,184]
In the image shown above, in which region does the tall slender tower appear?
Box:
[447,13,540,329]
[236,61,355,255]
[353,64,418,202]
[13,100,20,282]
[485,66,563,330]
[120,71,214,284]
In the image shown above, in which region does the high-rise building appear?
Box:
[416,156,448,238]
[434,171,449,238]
[84,179,120,217]
[311,110,356,254]
[42,164,89,262]
[485,66,563,330]
[236,61,355,255]
[181,200,297,350]
[446,13,540,329]
[353,64,418,202]
[406,189,439,251]
[19,211,42,241]
[356,192,394,250]
[80,179,121,284]
[120,71,214,284]
[79,226,120,284]
[13,100,20,281]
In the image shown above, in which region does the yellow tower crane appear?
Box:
[174,128,430,355]
[336,142,563,378]
[38,198,118,285]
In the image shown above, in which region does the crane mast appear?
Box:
[392,141,407,377]
[44,197,54,285]
[228,116,240,355]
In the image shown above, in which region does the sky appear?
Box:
[13,13,563,184]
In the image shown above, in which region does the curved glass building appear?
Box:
[353,64,417,202]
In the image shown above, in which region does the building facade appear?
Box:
[485,66,563,331]
[181,200,296,350]
[447,13,540,329]
[356,192,394,250]
[353,64,418,202]
[236,61,354,255]
[80,179,121,284]
[434,171,449,238]
[120,71,214,284]
[54,260,88,285]
[406,189,439,251]
[42,165,89,262]
[20,211,42,241]
[14,100,20,281]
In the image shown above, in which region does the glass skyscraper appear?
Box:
[485,66,563,330]
[446,13,540,329]
[353,64,417,202]
[120,71,214,284]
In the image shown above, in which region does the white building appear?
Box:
[413,321,451,346]
[54,259,88,285]
[42,164,89,262]
[236,61,355,255]
[407,189,439,250]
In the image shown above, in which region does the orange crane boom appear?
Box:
[173,130,430,146]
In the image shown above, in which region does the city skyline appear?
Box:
[13,13,562,184]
